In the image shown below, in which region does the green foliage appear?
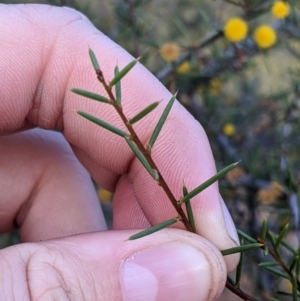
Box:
[128,101,160,124]
[147,93,177,149]
[183,185,196,233]
[73,43,300,299]
[71,88,111,104]
[180,162,239,204]
[89,48,101,71]
[109,58,140,86]
[128,218,179,240]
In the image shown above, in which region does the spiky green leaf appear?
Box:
[235,238,244,286]
[89,48,100,71]
[258,262,279,267]
[78,111,128,137]
[275,223,289,250]
[148,93,177,149]
[110,58,140,87]
[128,218,179,240]
[129,101,160,125]
[180,162,239,204]
[264,267,289,279]
[268,231,280,257]
[183,185,196,232]
[221,243,263,256]
[114,66,122,105]
[296,255,300,279]
[71,88,110,104]
[125,138,155,179]
[237,230,257,243]
[291,274,298,301]
[261,219,267,241]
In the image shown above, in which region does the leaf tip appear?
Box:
[88,47,101,71]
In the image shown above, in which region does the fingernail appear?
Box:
[120,242,212,301]
[220,196,239,246]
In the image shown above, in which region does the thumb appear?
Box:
[1,230,226,301]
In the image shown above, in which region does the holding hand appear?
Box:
[0,4,239,301]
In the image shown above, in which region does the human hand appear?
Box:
[0,4,239,301]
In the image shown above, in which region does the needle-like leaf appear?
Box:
[261,219,267,241]
[275,223,289,250]
[125,138,158,180]
[180,162,239,204]
[258,262,279,267]
[89,48,101,71]
[129,101,160,125]
[291,273,298,301]
[221,243,263,256]
[128,218,179,240]
[271,232,297,255]
[268,231,280,257]
[77,111,128,138]
[289,256,297,271]
[148,93,177,149]
[183,185,196,232]
[276,292,300,298]
[114,66,122,105]
[110,58,140,87]
[237,230,257,243]
[296,255,300,281]
[235,238,244,286]
[71,88,110,104]
[263,267,289,279]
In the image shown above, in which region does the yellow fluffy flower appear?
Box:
[257,181,284,204]
[97,187,112,203]
[209,78,222,96]
[254,25,277,49]
[159,43,181,62]
[224,18,248,42]
[223,123,236,136]
[272,1,290,19]
[177,61,191,73]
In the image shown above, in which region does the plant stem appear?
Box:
[96,71,193,232]
[225,280,260,301]
[269,248,300,291]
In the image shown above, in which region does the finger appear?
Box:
[0,4,239,269]
[0,128,106,241]
[0,229,227,301]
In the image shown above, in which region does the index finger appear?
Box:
[0,4,239,270]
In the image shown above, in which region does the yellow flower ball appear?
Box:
[224,18,248,42]
[209,78,222,96]
[254,25,277,49]
[159,43,181,62]
[257,181,284,204]
[177,61,191,73]
[223,123,236,136]
[272,1,290,19]
[97,187,112,203]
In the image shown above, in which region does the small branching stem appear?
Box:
[269,248,300,291]
[96,72,194,232]
[258,238,300,292]
[94,67,267,300]
[225,280,260,301]
[90,60,298,301]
